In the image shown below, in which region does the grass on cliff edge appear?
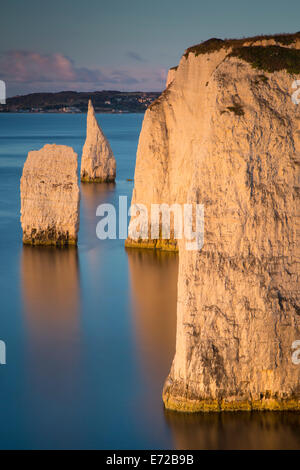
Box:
[229,46,300,74]
[184,31,300,57]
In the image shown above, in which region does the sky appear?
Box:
[1,0,299,96]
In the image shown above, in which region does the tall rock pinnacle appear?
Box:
[80,100,116,183]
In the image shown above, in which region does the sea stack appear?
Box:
[80,100,116,183]
[21,144,80,245]
[127,32,300,410]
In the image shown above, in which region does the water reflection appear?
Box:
[80,182,116,258]
[80,182,116,223]
[127,248,178,386]
[127,248,300,450]
[21,246,81,395]
[165,410,300,450]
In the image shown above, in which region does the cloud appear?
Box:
[127,51,146,63]
[0,50,165,96]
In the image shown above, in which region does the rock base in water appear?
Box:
[125,237,178,252]
[22,228,78,246]
[81,174,116,183]
[163,386,300,412]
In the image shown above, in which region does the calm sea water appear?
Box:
[0,113,299,450]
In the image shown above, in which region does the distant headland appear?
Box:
[0,90,161,114]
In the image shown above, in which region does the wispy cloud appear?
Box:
[0,50,165,96]
[127,51,146,63]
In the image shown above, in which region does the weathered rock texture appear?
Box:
[80,100,116,182]
[166,66,177,87]
[21,144,80,245]
[127,32,300,410]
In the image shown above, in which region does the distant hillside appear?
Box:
[0,90,161,113]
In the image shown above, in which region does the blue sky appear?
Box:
[1,0,299,96]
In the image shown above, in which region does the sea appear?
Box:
[0,113,299,449]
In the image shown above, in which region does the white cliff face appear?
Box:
[80,100,116,182]
[20,144,80,245]
[127,33,300,410]
[166,67,177,87]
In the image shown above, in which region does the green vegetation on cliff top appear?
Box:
[229,46,300,74]
[183,32,300,74]
[184,32,300,57]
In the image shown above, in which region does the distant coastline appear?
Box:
[0,90,161,114]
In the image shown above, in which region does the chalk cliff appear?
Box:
[127,33,300,410]
[21,144,80,245]
[166,66,177,87]
[80,100,116,182]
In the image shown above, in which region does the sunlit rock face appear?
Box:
[127,33,300,410]
[80,100,116,183]
[20,144,80,245]
[166,67,177,87]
